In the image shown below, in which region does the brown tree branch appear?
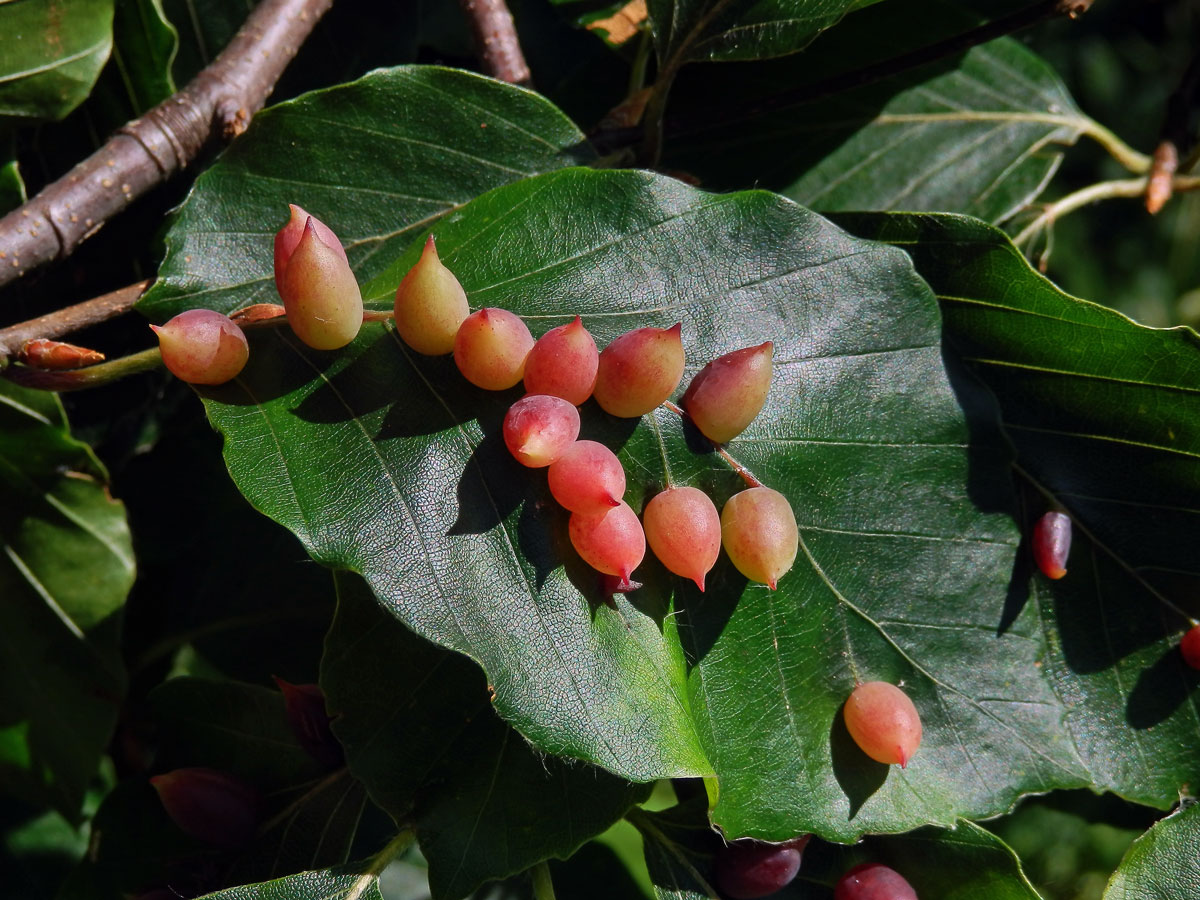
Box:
[0,280,150,357]
[458,0,532,86]
[0,0,333,292]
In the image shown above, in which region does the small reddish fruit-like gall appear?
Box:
[1180,624,1200,670]
[714,836,810,899]
[547,440,625,514]
[523,316,600,405]
[834,862,919,900]
[151,309,249,385]
[273,204,347,296]
[593,323,685,417]
[393,235,470,355]
[682,341,773,444]
[453,307,534,390]
[277,216,364,350]
[150,767,261,847]
[720,487,798,590]
[843,682,922,768]
[1032,510,1071,579]
[569,501,646,587]
[503,394,580,468]
[643,486,722,591]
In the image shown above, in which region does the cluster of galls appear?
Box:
[392,230,797,595]
[714,835,919,899]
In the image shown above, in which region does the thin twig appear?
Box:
[0,0,333,291]
[1013,174,1200,247]
[0,279,150,358]
[458,0,531,86]
[2,346,162,391]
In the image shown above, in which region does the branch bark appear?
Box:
[458,0,532,86]
[0,0,333,292]
[0,280,150,357]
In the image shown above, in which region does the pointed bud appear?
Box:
[150,309,249,385]
[593,323,685,417]
[523,316,600,405]
[274,204,347,296]
[278,217,364,350]
[682,342,773,444]
[150,767,261,847]
[394,235,470,355]
[274,676,343,769]
[454,307,535,390]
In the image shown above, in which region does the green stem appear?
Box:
[531,861,557,900]
[628,27,652,96]
[1013,173,1200,248]
[1078,120,1153,174]
[2,345,162,392]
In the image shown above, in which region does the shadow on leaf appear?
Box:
[830,707,888,819]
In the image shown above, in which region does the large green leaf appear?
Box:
[144,65,1089,842]
[837,211,1200,806]
[137,65,593,321]
[0,380,134,818]
[0,0,114,126]
[196,861,391,900]
[637,798,1043,899]
[322,573,649,900]
[646,0,881,66]
[1103,804,1200,900]
[778,39,1087,223]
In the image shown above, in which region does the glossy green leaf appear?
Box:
[637,799,1044,899]
[197,864,389,900]
[0,0,114,126]
[781,39,1088,223]
[137,65,593,321]
[0,156,26,215]
[144,72,1083,843]
[1103,803,1200,900]
[647,0,881,66]
[837,211,1200,807]
[110,0,177,112]
[323,573,650,900]
[148,678,326,791]
[0,380,134,818]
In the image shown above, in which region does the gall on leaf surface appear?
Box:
[143,107,1107,843]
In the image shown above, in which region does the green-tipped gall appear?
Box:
[593,323,685,417]
[150,309,249,385]
[454,307,534,390]
[682,342,773,443]
[523,316,600,405]
[720,486,798,589]
[150,767,261,847]
[394,235,470,355]
[278,217,364,350]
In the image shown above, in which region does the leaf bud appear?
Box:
[394,235,470,355]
